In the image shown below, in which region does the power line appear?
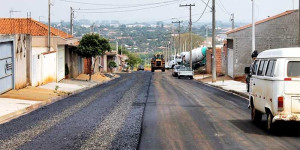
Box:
[60,0,183,7]
[199,0,212,9]
[76,0,186,10]
[217,0,230,15]
[76,1,184,13]
[193,0,211,23]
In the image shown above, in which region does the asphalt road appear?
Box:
[139,71,300,150]
[0,72,152,150]
[0,71,299,150]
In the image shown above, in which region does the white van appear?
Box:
[247,48,300,131]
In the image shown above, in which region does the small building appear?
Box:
[0,34,31,94]
[225,10,299,78]
[0,18,79,86]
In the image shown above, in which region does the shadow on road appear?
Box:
[230,119,300,137]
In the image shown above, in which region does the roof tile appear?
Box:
[0,18,73,39]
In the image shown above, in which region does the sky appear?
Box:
[1,0,299,24]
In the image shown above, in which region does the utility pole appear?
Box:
[298,0,300,46]
[172,20,183,55]
[185,40,187,52]
[180,4,195,68]
[48,0,51,52]
[231,13,235,29]
[252,0,255,52]
[205,25,208,46]
[70,7,74,36]
[212,0,216,82]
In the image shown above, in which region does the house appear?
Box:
[225,10,299,78]
[0,34,31,94]
[0,18,80,87]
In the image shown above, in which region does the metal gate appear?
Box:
[227,49,234,77]
[0,41,14,94]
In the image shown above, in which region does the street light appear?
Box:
[252,0,255,53]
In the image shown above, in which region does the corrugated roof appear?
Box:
[227,10,297,35]
[0,18,73,39]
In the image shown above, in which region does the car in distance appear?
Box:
[172,65,181,77]
[245,48,300,132]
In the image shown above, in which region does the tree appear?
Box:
[175,33,204,52]
[77,33,111,80]
[122,50,142,70]
[108,61,118,73]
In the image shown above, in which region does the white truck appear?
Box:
[177,66,194,79]
[245,48,300,132]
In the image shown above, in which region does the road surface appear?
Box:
[0,71,299,150]
[139,71,300,150]
[0,72,152,150]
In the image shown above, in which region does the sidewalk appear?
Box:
[196,74,249,99]
[0,73,118,124]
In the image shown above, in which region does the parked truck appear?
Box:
[151,54,165,72]
[181,46,207,69]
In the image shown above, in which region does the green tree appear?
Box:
[77,33,111,80]
[123,50,142,70]
[108,61,118,73]
[174,33,204,52]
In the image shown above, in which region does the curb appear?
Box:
[0,76,120,125]
[195,79,249,100]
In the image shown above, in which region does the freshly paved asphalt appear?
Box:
[139,71,300,150]
[0,70,299,150]
[0,72,151,150]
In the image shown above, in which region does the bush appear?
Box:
[108,61,117,68]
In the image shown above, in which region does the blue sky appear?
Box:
[1,0,298,24]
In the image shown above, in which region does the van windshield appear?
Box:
[287,61,300,77]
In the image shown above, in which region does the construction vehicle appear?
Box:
[151,54,165,72]
[181,46,207,69]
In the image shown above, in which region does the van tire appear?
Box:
[267,113,274,133]
[178,76,181,79]
[251,106,262,123]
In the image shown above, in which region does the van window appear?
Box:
[252,60,259,75]
[266,60,276,77]
[257,60,265,76]
[271,61,276,76]
[287,61,300,77]
[262,60,269,75]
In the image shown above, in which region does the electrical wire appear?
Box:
[60,0,183,7]
[217,0,231,15]
[193,0,210,23]
[75,1,184,14]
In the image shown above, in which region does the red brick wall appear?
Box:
[206,48,222,75]
[84,58,92,74]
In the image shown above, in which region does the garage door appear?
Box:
[0,41,14,94]
[57,46,65,81]
[227,49,233,77]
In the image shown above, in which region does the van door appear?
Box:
[253,60,268,112]
[285,61,300,114]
